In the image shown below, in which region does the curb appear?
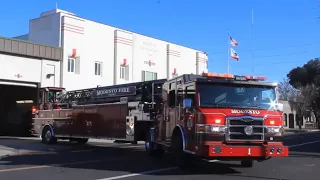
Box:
[0,154,10,159]
[283,131,320,137]
[0,150,53,159]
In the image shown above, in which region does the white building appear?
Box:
[279,100,317,129]
[14,9,209,91]
[0,36,62,88]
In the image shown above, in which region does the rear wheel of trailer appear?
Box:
[41,126,57,144]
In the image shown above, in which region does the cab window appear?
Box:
[46,91,55,102]
[38,92,43,104]
[185,85,195,106]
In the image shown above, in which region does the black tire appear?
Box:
[240,160,254,167]
[41,126,57,144]
[76,138,89,144]
[171,132,193,169]
[145,131,164,157]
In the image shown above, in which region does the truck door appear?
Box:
[165,81,177,140]
[184,84,196,151]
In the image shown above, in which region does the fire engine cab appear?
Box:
[145,73,288,168]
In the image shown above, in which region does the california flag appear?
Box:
[230,48,239,61]
[230,36,238,46]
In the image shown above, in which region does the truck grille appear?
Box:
[226,116,264,141]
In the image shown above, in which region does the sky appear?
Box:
[0,0,319,82]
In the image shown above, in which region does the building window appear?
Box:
[142,70,157,81]
[95,62,102,76]
[68,58,75,72]
[120,65,129,80]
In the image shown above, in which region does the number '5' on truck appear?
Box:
[31,72,288,168]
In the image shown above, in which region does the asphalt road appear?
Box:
[1,133,320,180]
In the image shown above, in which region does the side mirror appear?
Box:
[183,98,192,109]
[276,103,283,112]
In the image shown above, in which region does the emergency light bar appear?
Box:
[201,72,267,81]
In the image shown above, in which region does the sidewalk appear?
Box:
[0,138,74,159]
[0,137,144,158]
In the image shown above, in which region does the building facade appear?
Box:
[279,100,317,129]
[14,9,208,91]
[0,36,63,136]
[0,36,63,88]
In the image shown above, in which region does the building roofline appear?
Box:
[0,36,63,61]
[85,18,208,54]
[32,9,208,55]
[1,35,62,50]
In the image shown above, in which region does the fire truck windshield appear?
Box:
[198,83,277,110]
[47,90,64,103]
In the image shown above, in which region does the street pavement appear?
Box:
[0,133,320,180]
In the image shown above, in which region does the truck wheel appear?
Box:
[41,126,57,144]
[145,131,164,157]
[171,133,192,169]
[240,160,254,167]
[145,142,164,157]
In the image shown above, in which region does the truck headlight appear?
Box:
[266,126,283,134]
[196,125,226,134]
[211,126,226,133]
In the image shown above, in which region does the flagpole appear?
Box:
[227,29,230,74]
[251,8,254,73]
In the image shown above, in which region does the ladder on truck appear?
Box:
[58,79,166,108]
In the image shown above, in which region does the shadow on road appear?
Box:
[289,151,320,158]
[0,141,242,175]
[0,139,295,179]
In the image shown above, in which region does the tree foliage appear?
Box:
[286,58,320,128]
[287,58,320,88]
[277,78,299,101]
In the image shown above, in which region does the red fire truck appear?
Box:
[31,73,288,167]
[144,73,288,168]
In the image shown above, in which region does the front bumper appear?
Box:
[199,143,289,157]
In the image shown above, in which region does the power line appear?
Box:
[233,59,309,68]
[249,51,308,59]
[214,51,307,62]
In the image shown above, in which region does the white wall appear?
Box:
[0,54,42,83]
[133,34,167,81]
[0,53,60,87]
[114,30,133,85]
[40,59,61,87]
[24,9,209,91]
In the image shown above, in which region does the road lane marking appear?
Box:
[96,166,178,180]
[0,165,50,173]
[289,140,320,148]
[0,157,120,173]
